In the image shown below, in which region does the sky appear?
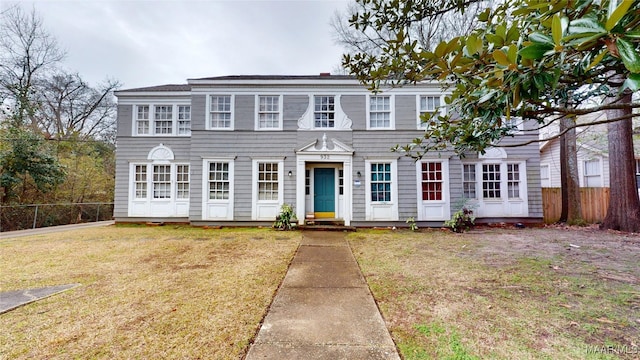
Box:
[14,0,351,90]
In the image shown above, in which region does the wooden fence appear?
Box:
[542,187,610,223]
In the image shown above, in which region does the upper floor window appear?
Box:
[136,105,150,135]
[418,95,442,129]
[209,95,233,129]
[257,95,282,130]
[178,106,191,135]
[134,104,190,136]
[368,95,393,129]
[154,106,173,134]
[314,95,335,128]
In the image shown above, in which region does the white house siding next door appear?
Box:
[202,159,234,220]
[416,159,451,221]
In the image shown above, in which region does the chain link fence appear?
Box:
[0,203,114,232]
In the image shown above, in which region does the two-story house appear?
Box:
[114,74,543,227]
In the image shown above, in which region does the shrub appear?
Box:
[444,206,475,233]
[273,203,297,230]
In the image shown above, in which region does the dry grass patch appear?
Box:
[348,227,640,360]
[0,225,300,359]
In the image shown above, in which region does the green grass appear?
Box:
[0,225,300,359]
[348,228,638,360]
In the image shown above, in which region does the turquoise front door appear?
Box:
[314,168,335,218]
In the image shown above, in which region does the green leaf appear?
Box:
[587,49,608,71]
[625,31,640,39]
[507,44,518,64]
[569,17,606,34]
[622,73,640,91]
[529,32,554,45]
[519,43,554,60]
[493,50,510,66]
[606,0,633,31]
[617,38,640,73]
[552,14,562,45]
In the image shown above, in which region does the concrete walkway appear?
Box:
[245,231,400,360]
[0,220,115,239]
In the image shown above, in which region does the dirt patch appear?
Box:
[466,225,640,285]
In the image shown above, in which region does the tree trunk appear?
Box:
[559,115,583,224]
[601,91,640,232]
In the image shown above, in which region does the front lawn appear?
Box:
[349,227,640,360]
[0,225,299,359]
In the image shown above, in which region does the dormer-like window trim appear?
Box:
[366,94,395,130]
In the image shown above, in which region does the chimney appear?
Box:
[319,72,331,76]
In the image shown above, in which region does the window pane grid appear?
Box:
[154,106,173,134]
[482,164,501,198]
[208,162,230,200]
[370,96,391,128]
[258,163,279,200]
[135,165,147,198]
[463,164,477,199]
[210,96,232,128]
[178,105,191,135]
[507,163,520,198]
[258,96,280,128]
[314,96,335,128]
[421,162,443,201]
[371,163,391,202]
[136,105,150,134]
[176,165,189,199]
[153,165,171,199]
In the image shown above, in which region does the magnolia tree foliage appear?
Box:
[343,0,640,232]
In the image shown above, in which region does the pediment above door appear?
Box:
[296,134,354,155]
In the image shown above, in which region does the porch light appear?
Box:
[357,171,361,178]
[288,170,293,177]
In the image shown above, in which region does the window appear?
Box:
[154,106,173,134]
[421,162,443,201]
[210,95,232,129]
[136,105,150,135]
[463,164,477,199]
[418,95,441,128]
[636,159,640,175]
[314,96,335,128]
[258,95,281,129]
[507,163,520,198]
[370,163,392,202]
[540,164,550,188]
[208,162,230,200]
[134,165,147,198]
[584,159,601,187]
[153,165,171,199]
[339,169,344,195]
[369,95,392,129]
[176,165,189,199]
[482,164,501,199]
[258,162,279,200]
[305,169,310,196]
[178,105,191,135]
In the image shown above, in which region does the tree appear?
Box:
[0,5,67,203]
[343,0,640,232]
[33,71,120,142]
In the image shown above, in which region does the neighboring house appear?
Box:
[113,74,543,226]
[539,112,640,190]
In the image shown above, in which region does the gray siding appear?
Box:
[116,105,133,137]
[113,137,192,218]
[395,95,417,130]
[341,95,366,130]
[191,95,207,131]
[283,95,309,131]
[235,95,255,131]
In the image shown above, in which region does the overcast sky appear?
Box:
[14,0,351,90]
